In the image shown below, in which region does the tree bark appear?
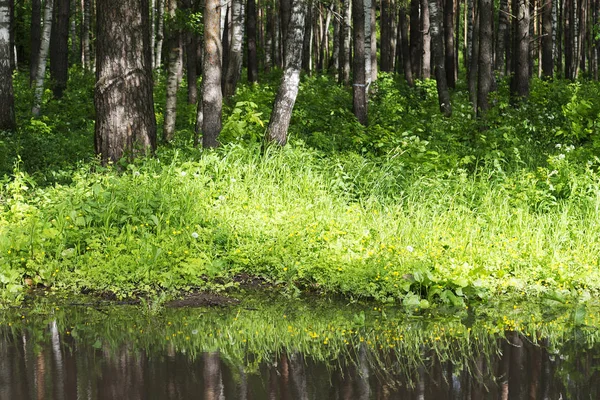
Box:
[29,0,41,84]
[200,0,223,148]
[280,0,291,57]
[429,0,451,116]
[182,0,198,104]
[381,0,393,71]
[302,3,312,72]
[247,0,258,82]
[95,0,157,164]
[353,0,367,124]
[369,0,377,81]
[477,0,493,115]
[50,0,70,98]
[223,0,244,97]
[495,0,509,75]
[328,0,340,75]
[399,7,414,85]
[339,0,351,84]
[154,0,164,69]
[444,0,455,87]
[409,0,421,77]
[511,0,530,100]
[0,0,15,130]
[541,0,553,77]
[265,0,273,71]
[81,0,91,69]
[32,0,53,116]
[265,0,306,145]
[163,0,183,142]
[420,0,431,78]
[468,0,479,111]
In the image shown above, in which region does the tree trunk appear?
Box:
[200,0,223,148]
[30,0,41,84]
[421,0,431,78]
[328,0,340,75]
[223,0,244,97]
[369,0,377,81]
[409,0,421,77]
[154,0,164,69]
[468,0,479,111]
[339,0,351,84]
[541,0,553,77]
[380,0,393,71]
[495,0,509,75]
[0,0,15,130]
[204,352,222,400]
[163,0,183,142]
[265,0,273,71]
[50,0,70,98]
[466,0,473,69]
[280,0,291,56]
[221,3,230,89]
[399,7,414,85]
[444,0,455,87]
[302,3,312,72]
[511,0,529,99]
[429,0,451,116]
[95,0,157,164]
[81,0,91,69]
[264,0,307,145]
[247,0,258,82]
[182,0,198,104]
[477,0,493,115]
[353,0,367,124]
[32,0,53,116]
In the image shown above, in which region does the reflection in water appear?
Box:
[1,324,600,399]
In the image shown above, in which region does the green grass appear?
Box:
[1,69,600,307]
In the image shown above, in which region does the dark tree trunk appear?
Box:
[199,0,223,148]
[353,0,368,125]
[81,0,91,69]
[339,0,351,84]
[495,0,509,75]
[183,0,198,104]
[220,4,230,90]
[247,0,258,82]
[223,0,244,97]
[95,0,157,164]
[328,0,340,75]
[15,0,27,68]
[409,0,421,77]
[264,0,307,145]
[265,0,273,71]
[369,0,376,81]
[50,0,70,98]
[30,0,41,85]
[380,0,393,72]
[429,0,451,116]
[0,0,16,130]
[477,0,493,115]
[444,0,455,87]
[163,0,183,142]
[511,0,530,100]
[302,3,312,72]
[399,7,414,85]
[280,0,291,56]
[541,0,553,77]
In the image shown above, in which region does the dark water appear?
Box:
[1,298,599,399]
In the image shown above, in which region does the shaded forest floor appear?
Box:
[1,69,600,308]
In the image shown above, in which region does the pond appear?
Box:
[0,293,599,399]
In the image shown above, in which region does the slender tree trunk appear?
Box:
[320,3,332,73]
[328,0,340,75]
[541,0,553,77]
[70,0,76,58]
[369,0,377,81]
[495,0,509,75]
[353,0,368,124]
[274,0,282,67]
[81,0,91,69]
[444,0,455,87]
[95,0,157,164]
[511,0,530,99]
[224,0,244,97]
[468,0,479,111]
[466,0,474,69]
[421,0,431,78]
[340,0,351,84]
[247,0,258,82]
[477,0,493,115]
[265,0,307,145]
[381,0,393,71]
[50,0,70,98]
[429,0,451,116]
[280,0,291,57]
[0,0,15,130]
[154,0,164,69]
[221,4,230,89]
[30,0,41,84]
[163,0,183,142]
[399,7,414,85]
[410,0,421,77]
[183,0,198,104]
[200,0,223,147]
[204,352,222,400]
[32,0,53,116]
[265,0,273,71]
[302,3,312,72]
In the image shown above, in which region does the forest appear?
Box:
[0,0,599,308]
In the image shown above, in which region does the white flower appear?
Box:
[191,329,198,335]
[218,195,226,201]
[555,143,562,149]
[558,153,565,160]
[230,177,236,183]
[191,232,199,239]
[180,171,187,177]
[406,245,414,253]
[548,170,558,177]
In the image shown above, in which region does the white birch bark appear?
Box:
[32,0,53,117]
[0,0,15,129]
[223,0,244,97]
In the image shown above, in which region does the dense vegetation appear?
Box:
[1,69,600,307]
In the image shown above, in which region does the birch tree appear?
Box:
[264,0,307,145]
[163,0,183,142]
[428,0,451,116]
[0,0,15,130]
[95,0,157,164]
[32,0,53,116]
[223,0,244,97]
